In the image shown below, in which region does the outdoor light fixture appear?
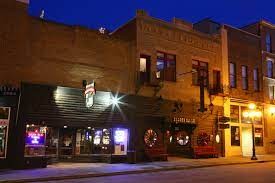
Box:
[248,103,256,110]
[87,126,91,129]
[270,106,275,116]
[63,125,68,129]
[242,103,262,160]
[111,97,119,105]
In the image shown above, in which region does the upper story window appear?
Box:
[139,55,151,84]
[213,70,221,90]
[192,60,208,86]
[156,52,176,81]
[267,60,273,78]
[253,68,259,91]
[229,63,236,88]
[241,66,248,90]
[266,33,272,53]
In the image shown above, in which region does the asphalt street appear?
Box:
[39,161,275,183]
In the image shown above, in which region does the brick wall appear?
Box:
[0,1,136,94]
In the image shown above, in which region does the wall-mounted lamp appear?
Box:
[270,106,275,116]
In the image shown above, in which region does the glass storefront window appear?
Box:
[255,128,263,146]
[25,125,46,157]
[113,128,128,155]
[144,129,158,148]
[76,129,93,155]
[230,105,239,123]
[0,107,10,158]
[175,131,190,146]
[92,128,112,154]
[60,129,73,156]
[45,127,59,157]
[231,126,240,146]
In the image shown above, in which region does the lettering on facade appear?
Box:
[171,117,196,124]
[0,86,19,96]
[138,21,220,53]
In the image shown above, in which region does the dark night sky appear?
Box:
[28,0,275,31]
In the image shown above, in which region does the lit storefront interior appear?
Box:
[228,103,264,157]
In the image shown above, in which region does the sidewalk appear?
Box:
[1,155,275,183]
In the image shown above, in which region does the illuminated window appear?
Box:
[229,63,236,88]
[231,126,240,146]
[230,105,239,123]
[156,52,176,81]
[242,65,248,90]
[144,129,158,148]
[139,55,151,84]
[255,128,263,146]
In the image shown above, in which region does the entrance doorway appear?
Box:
[242,127,252,156]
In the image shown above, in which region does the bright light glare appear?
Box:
[248,103,256,110]
[270,106,275,115]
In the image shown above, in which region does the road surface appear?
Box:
[39,162,275,183]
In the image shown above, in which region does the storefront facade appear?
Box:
[0,86,20,168]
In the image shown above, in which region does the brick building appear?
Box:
[1,0,275,169]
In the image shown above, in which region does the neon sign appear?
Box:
[26,130,45,145]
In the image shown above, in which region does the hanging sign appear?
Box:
[85,81,96,108]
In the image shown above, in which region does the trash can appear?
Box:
[127,150,136,164]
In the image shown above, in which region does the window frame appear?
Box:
[231,126,240,146]
[229,62,237,88]
[241,65,248,90]
[253,68,259,91]
[267,60,273,78]
[266,33,272,53]
[192,60,209,87]
[156,51,176,82]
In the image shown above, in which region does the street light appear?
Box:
[242,103,262,160]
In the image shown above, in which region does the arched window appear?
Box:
[266,33,272,53]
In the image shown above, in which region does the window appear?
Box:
[253,68,259,91]
[267,60,273,78]
[25,125,47,157]
[213,70,221,90]
[266,33,272,53]
[229,63,236,88]
[0,107,9,158]
[255,128,263,146]
[192,60,208,86]
[230,105,239,123]
[156,52,176,81]
[241,66,248,90]
[139,55,151,84]
[269,85,275,100]
[231,126,240,146]
[144,129,158,148]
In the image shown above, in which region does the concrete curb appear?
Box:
[2,160,275,183]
